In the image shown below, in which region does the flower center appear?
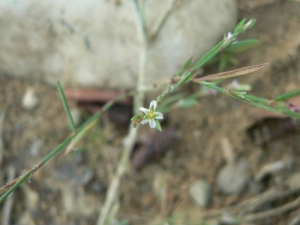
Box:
[146,109,156,119]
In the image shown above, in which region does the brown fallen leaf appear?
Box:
[193,63,268,82]
[65,88,133,125]
[65,88,132,105]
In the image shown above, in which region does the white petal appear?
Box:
[149,100,157,110]
[139,107,149,114]
[227,32,233,39]
[141,119,149,124]
[149,119,156,128]
[155,112,163,120]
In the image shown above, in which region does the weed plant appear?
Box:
[0,3,299,225]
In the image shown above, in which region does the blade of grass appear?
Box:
[193,41,224,69]
[234,19,246,33]
[64,118,98,156]
[274,89,300,101]
[57,81,76,131]
[0,90,133,204]
[176,57,193,76]
[0,134,74,203]
[226,39,259,53]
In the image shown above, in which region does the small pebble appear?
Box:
[22,185,39,211]
[189,179,211,208]
[217,159,250,195]
[286,172,300,190]
[17,212,35,225]
[70,108,82,126]
[21,87,38,110]
[29,139,44,157]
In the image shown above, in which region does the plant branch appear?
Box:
[96,1,148,224]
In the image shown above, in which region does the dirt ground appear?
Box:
[1,1,300,225]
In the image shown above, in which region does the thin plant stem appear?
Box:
[2,166,15,225]
[0,134,74,203]
[57,81,76,131]
[97,1,149,224]
[0,91,132,204]
[199,82,300,120]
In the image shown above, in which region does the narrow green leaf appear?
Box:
[193,41,224,69]
[158,93,185,109]
[155,120,162,132]
[57,81,76,131]
[177,98,198,108]
[172,72,192,91]
[243,93,270,104]
[226,39,259,53]
[0,134,74,203]
[234,19,246,33]
[199,81,300,120]
[274,89,300,101]
[176,57,193,76]
[218,56,229,72]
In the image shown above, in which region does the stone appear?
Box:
[22,185,39,211]
[21,88,38,110]
[0,0,237,89]
[17,212,35,225]
[28,138,44,157]
[286,172,300,190]
[217,159,250,195]
[189,179,211,208]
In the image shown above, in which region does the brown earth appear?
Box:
[0,1,300,225]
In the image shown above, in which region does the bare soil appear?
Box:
[1,1,300,225]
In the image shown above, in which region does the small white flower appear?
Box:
[224,32,233,41]
[139,100,163,128]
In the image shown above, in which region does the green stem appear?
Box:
[57,81,76,131]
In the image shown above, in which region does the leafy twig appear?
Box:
[96,1,149,224]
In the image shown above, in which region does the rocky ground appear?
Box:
[0,1,300,225]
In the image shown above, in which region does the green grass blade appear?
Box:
[274,89,300,101]
[176,57,193,76]
[0,134,74,204]
[234,19,246,33]
[193,41,224,69]
[226,39,259,53]
[0,91,132,204]
[57,81,76,131]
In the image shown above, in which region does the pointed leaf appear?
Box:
[155,120,162,132]
[274,89,300,101]
[226,39,259,53]
[57,81,76,131]
[193,63,268,82]
[176,57,193,76]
